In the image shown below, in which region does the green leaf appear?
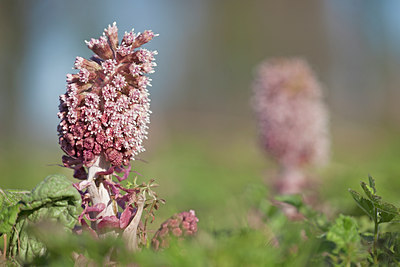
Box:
[326,215,360,254]
[376,201,399,224]
[275,194,303,210]
[348,189,375,220]
[368,174,376,194]
[351,177,400,224]
[0,189,28,235]
[0,189,29,208]
[7,174,82,263]
[0,204,21,234]
[360,182,381,203]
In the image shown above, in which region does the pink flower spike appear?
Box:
[58,24,158,242]
[252,58,330,195]
[252,58,329,168]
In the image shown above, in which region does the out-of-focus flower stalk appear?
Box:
[253,58,330,194]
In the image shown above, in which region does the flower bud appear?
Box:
[152,210,199,250]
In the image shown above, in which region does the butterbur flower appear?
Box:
[152,210,199,250]
[58,22,157,174]
[252,58,329,194]
[58,22,158,250]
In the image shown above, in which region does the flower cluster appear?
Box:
[252,58,329,168]
[58,22,157,179]
[152,210,199,250]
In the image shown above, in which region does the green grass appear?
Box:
[3,123,400,265]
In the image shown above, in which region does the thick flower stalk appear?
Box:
[151,210,199,250]
[252,58,329,194]
[57,22,158,248]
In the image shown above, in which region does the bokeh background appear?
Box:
[1,0,400,229]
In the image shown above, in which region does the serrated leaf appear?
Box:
[376,201,399,224]
[348,189,375,220]
[376,201,398,215]
[361,182,381,203]
[368,174,376,194]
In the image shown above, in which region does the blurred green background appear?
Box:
[1,0,400,231]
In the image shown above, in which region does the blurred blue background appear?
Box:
[1,0,400,227]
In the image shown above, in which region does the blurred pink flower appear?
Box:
[152,210,199,250]
[253,58,329,194]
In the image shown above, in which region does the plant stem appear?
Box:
[276,166,305,195]
[122,191,146,251]
[87,155,115,220]
[2,234,6,260]
[373,207,378,265]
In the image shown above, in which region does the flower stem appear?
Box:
[122,191,146,251]
[2,234,6,260]
[87,155,115,220]
[373,207,378,265]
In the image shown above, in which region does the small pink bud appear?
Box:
[85,36,114,60]
[129,63,141,76]
[83,137,95,150]
[112,74,127,89]
[151,210,199,250]
[133,30,155,48]
[101,59,117,75]
[122,31,136,46]
[83,150,95,163]
[105,148,123,166]
[104,22,119,51]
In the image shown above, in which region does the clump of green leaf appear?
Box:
[325,214,365,265]
[349,175,400,264]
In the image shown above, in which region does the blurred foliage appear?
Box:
[6,175,400,266]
